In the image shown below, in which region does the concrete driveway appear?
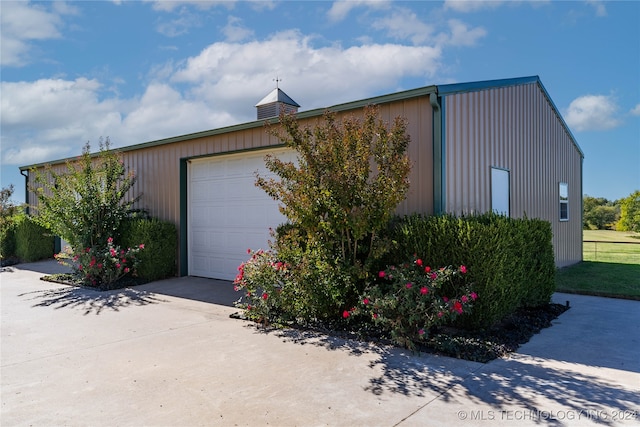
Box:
[1,260,639,426]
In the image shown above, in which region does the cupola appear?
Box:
[255,80,300,120]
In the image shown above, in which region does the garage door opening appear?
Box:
[187,148,295,280]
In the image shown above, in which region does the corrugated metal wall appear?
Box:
[26,95,434,272]
[113,97,434,226]
[443,82,583,267]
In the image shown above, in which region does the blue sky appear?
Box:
[1,0,639,204]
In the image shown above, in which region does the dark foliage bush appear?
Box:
[119,218,177,281]
[384,213,556,329]
[1,222,17,260]
[15,216,54,262]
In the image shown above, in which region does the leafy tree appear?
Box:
[583,195,619,230]
[1,184,19,231]
[616,190,640,232]
[1,184,21,259]
[257,106,411,281]
[235,106,412,322]
[30,138,140,251]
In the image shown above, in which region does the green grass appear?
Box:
[556,230,640,299]
[582,230,640,264]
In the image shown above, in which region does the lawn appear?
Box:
[556,230,640,300]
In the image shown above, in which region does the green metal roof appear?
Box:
[20,76,583,169]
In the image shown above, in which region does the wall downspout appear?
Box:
[179,158,189,277]
[20,169,30,215]
[430,92,444,215]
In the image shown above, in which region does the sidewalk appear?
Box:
[1,260,638,426]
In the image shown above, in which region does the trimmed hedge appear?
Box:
[119,218,177,282]
[15,216,55,262]
[385,213,556,329]
[1,222,17,259]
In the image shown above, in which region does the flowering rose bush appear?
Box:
[346,257,477,350]
[55,237,144,289]
[233,248,290,326]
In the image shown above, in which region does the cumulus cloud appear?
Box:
[0,78,122,164]
[564,95,622,132]
[369,7,485,47]
[445,19,487,46]
[222,16,255,42]
[146,0,233,12]
[327,0,391,22]
[0,1,78,67]
[443,0,505,13]
[1,30,445,169]
[170,30,441,117]
[371,8,435,45]
[630,104,640,116]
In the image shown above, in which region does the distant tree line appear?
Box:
[583,190,640,232]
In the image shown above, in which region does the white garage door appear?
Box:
[188,148,295,280]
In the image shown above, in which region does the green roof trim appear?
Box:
[437,75,584,158]
[20,76,582,169]
[437,75,540,95]
[19,85,438,170]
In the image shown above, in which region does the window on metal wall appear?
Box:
[559,182,569,221]
[491,167,510,217]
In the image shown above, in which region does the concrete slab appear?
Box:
[1,260,639,426]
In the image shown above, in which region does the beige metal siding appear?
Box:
[25,95,434,273]
[443,82,583,267]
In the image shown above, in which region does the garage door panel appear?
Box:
[188,148,295,279]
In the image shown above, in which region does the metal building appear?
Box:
[21,76,583,279]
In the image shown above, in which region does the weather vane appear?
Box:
[273,76,281,89]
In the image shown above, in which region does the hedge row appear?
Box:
[0,216,54,262]
[119,218,177,282]
[384,213,556,329]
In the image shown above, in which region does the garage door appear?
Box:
[188,148,295,280]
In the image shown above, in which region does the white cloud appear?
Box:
[121,83,231,142]
[445,19,487,46]
[222,16,255,42]
[369,7,485,47]
[170,30,442,116]
[372,8,435,45]
[327,0,390,22]
[0,78,123,165]
[1,31,444,170]
[146,0,234,12]
[631,104,640,116]
[0,1,77,67]
[564,95,622,132]
[156,13,202,37]
[443,0,505,13]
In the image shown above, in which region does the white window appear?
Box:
[559,182,569,221]
[491,167,510,216]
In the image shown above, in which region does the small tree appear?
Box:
[30,138,140,251]
[1,184,18,231]
[257,106,411,280]
[583,195,619,230]
[1,184,21,260]
[616,190,640,232]
[235,106,411,322]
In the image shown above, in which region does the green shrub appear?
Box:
[234,230,356,325]
[385,213,555,329]
[119,218,177,281]
[30,139,140,251]
[55,237,144,289]
[15,216,54,262]
[1,222,17,260]
[348,259,476,350]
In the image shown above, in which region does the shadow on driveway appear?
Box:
[269,321,639,426]
[18,286,168,315]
